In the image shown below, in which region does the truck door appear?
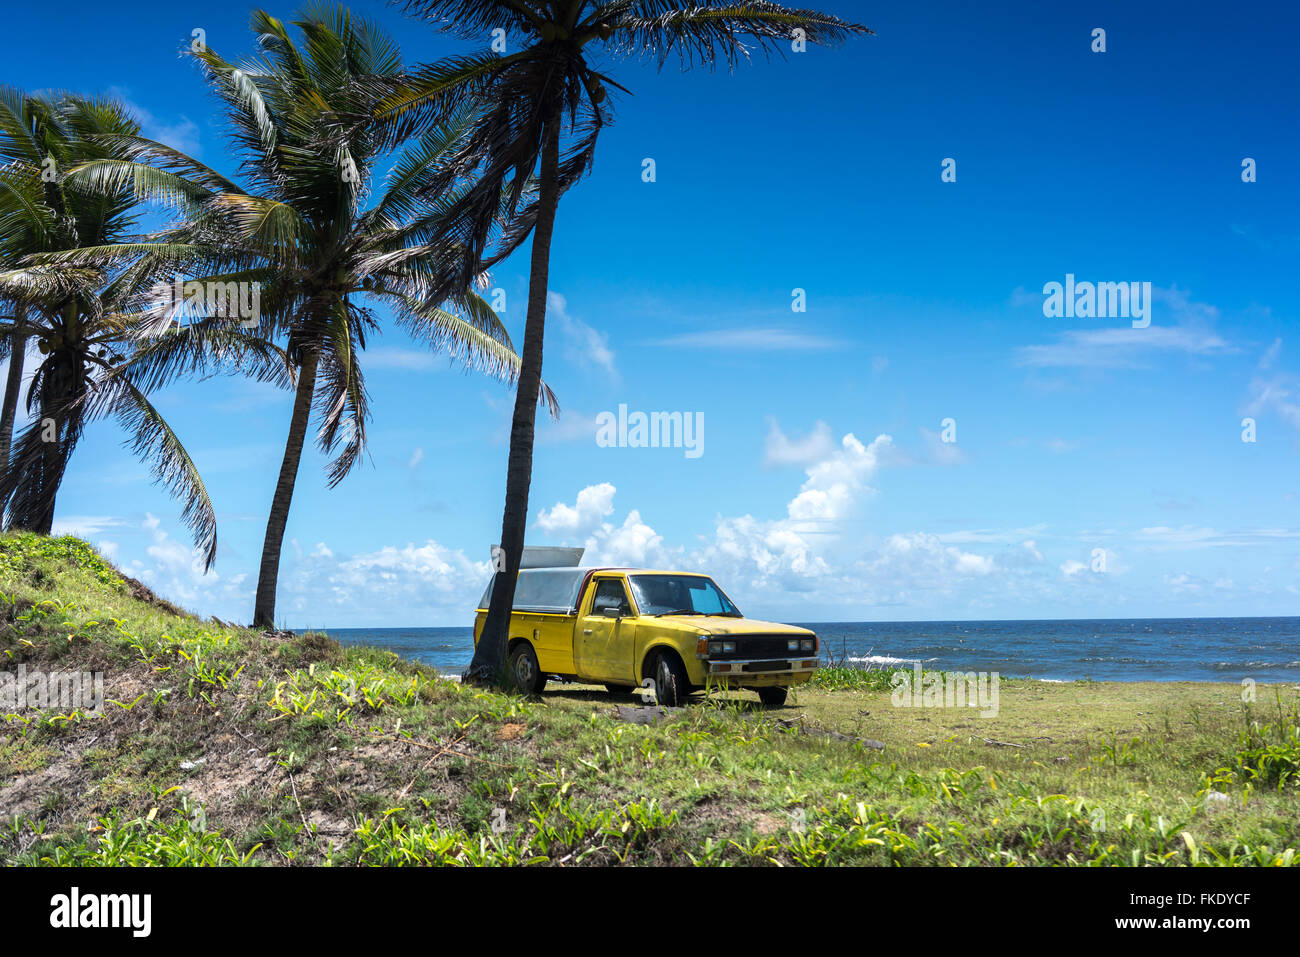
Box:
[577,578,635,683]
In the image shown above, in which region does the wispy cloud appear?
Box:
[108,87,202,158]
[1134,525,1300,550]
[1017,325,1234,369]
[1244,339,1300,430]
[52,515,125,537]
[549,292,616,379]
[763,419,833,467]
[365,347,445,370]
[1015,287,1236,369]
[649,328,842,351]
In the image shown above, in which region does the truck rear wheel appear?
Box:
[508,642,545,695]
[757,686,788,708]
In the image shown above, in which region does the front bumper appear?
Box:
[697,656,819,686]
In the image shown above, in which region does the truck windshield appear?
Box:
[627,575,742,617]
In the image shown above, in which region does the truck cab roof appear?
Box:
[476,567,708,614]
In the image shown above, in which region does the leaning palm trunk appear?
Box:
[253,344,321,629]
[467,118,561,684]
[0,302,28,476]
[5,345,83,535]
[389,3,870,687]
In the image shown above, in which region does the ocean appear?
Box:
[323,616,1300,683]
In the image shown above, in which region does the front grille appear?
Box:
[708,635,812,660]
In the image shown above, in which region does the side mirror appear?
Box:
[602,606,622,618]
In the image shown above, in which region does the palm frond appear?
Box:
[106,378,220,570]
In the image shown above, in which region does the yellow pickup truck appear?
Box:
[473,564,818,707]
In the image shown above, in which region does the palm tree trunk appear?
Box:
[24,352,79,537]
[33,423,58,535]
[0,303,28,485]
[252,344,320,629]
[466,117,562,686]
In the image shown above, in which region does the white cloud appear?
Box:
[649,328,842,351]
[919,427,967,465]
[582,510,668,567]
[52,515,124,537]
[537,410,601,444]
[1243,338,1300,432]
[1016,287,1236,369]
[786,432,889,523]
[1135,525,1300,550]
[366,347,446,371]
[1260,337,1282,370]
[108,87,202,158]
[763,419,833,467]
[549,292,616,378]
[535,482,616,534]
[283,540,492,623]
[1017,325,1234,369]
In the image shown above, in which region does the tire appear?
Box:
[508,642,545,695]
[757,686,788,708]
[651,651,689,707]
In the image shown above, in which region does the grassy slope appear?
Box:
[0,532,1296,866]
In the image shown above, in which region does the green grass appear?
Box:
[0,531,1296,866]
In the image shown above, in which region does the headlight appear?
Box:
[787,639,800,651]
[801,638,814,652]
[723,641,736,653]
[709,641,723,654]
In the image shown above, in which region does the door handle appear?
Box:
[583,629,593,635]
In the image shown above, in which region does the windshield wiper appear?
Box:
[653,608,703,617]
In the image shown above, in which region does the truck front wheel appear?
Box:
[757,686,788,708]
[508,642,546,695]
[652,651,689,707]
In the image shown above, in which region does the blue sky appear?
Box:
[4,0,1299,627]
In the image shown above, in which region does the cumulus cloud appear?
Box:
[582,510,668,567]
[785,432,889,524]
[125,514,249,617]
[278,540,493,624]
[535,482,616,534]
[528,430,1006,613]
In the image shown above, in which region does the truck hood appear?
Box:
[653,616,813,636]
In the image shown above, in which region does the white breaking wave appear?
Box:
[845,655,936,666]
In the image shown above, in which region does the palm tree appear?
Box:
[381,0,872,685]
[0,92,287,564]
[0,89,73,508]
[63,7,556,628]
